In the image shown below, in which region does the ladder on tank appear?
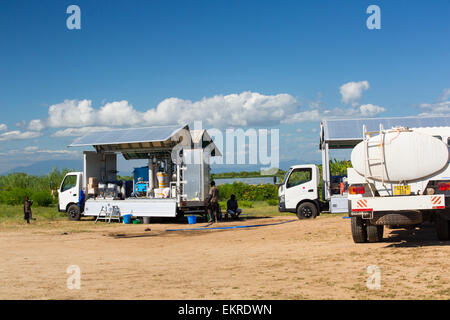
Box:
[95,205,121,223]
[362,123,388,195]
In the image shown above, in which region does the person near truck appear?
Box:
[226,194,242,219]
[207,181,219,223]
[23,196,34,224]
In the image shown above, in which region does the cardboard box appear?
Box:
[88,177,98,186]
[87,186,98,195]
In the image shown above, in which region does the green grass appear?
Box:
[0,204,66,223]
[221,201,347,218]
[0,201,345,225]
[237,201,292,217]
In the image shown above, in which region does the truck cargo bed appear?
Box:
[83,198,177,217]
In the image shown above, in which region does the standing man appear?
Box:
[208,181,219,223]
[23,196,33,224]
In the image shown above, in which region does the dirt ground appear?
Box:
[0,214,449,300]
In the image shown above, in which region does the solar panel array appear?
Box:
[323,115,450,142]
[69,125,189,147]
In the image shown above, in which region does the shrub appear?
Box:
[32,191,53,207]
[266,199,278,206]
[238,200,253,208]
[217,182,278,202]
[219,200,253,209]
[0,188,33,205]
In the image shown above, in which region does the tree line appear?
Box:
[0,168,73,206]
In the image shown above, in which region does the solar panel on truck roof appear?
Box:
[68,125,222,160]
[322,115,450,149]
[69,125,189,147]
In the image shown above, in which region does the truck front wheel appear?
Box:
[367,224,384,243]
[296,202,317,220]
[67,204,81,221]
[351,217,367,243]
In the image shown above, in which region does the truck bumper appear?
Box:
[350,194,445,216]
[278,200,287,212]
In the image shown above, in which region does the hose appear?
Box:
[166,219,297,232]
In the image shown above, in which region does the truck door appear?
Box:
[285,167,316,209]
[58,174,80,211]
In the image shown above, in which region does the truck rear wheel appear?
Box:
[351,217,367,243]
[296,202,317,220]
[367,224,384,242]
[435,214,450,241]
[67,204,81,221]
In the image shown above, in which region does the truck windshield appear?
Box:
[281,170,291,185]
[61,175,77,192]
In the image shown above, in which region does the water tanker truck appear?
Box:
[278,116,450,242]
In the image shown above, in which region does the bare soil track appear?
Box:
[0,215,449,299]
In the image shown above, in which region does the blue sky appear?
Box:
[0,0,449,173]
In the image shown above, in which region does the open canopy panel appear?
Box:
[69,125,221,159]
[321,115,450,149]
[69,125,190,158]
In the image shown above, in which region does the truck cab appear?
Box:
[278,164,321,219]
[58,172,83,220]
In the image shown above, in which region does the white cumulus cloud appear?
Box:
[419,101,450,116]
[0,130,42,141]
[281,109,321,124]
[42,92,299,129]
[21,87,387,136]
[144,92,298,127]
[52,126,112,137]
[359,104,386,117]
[418,90,450,116]
[340,81,370,106]
[0,124,7,131]
[28,119,45,131]
[47,99,97,128]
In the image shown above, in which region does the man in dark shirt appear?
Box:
[207,181,219,223]
[226,194,242,219]
[23,196,33,224]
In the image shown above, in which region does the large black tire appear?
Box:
[351,217,367,243]
[367,224,384,242]
[67,204,81,221]
[435,214,450,241]
[296,202,318,220]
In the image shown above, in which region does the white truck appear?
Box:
[58,125,220,222]
[278,116,450,243]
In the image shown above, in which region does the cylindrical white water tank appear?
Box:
[351,130,449,183]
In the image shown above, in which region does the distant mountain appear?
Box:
[2,160,82,176]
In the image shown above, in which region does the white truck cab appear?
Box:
[58,172,83,220]
[278,164,321,219]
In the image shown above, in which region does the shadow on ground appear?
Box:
[383,223,450,248]
[85,214,277,226]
